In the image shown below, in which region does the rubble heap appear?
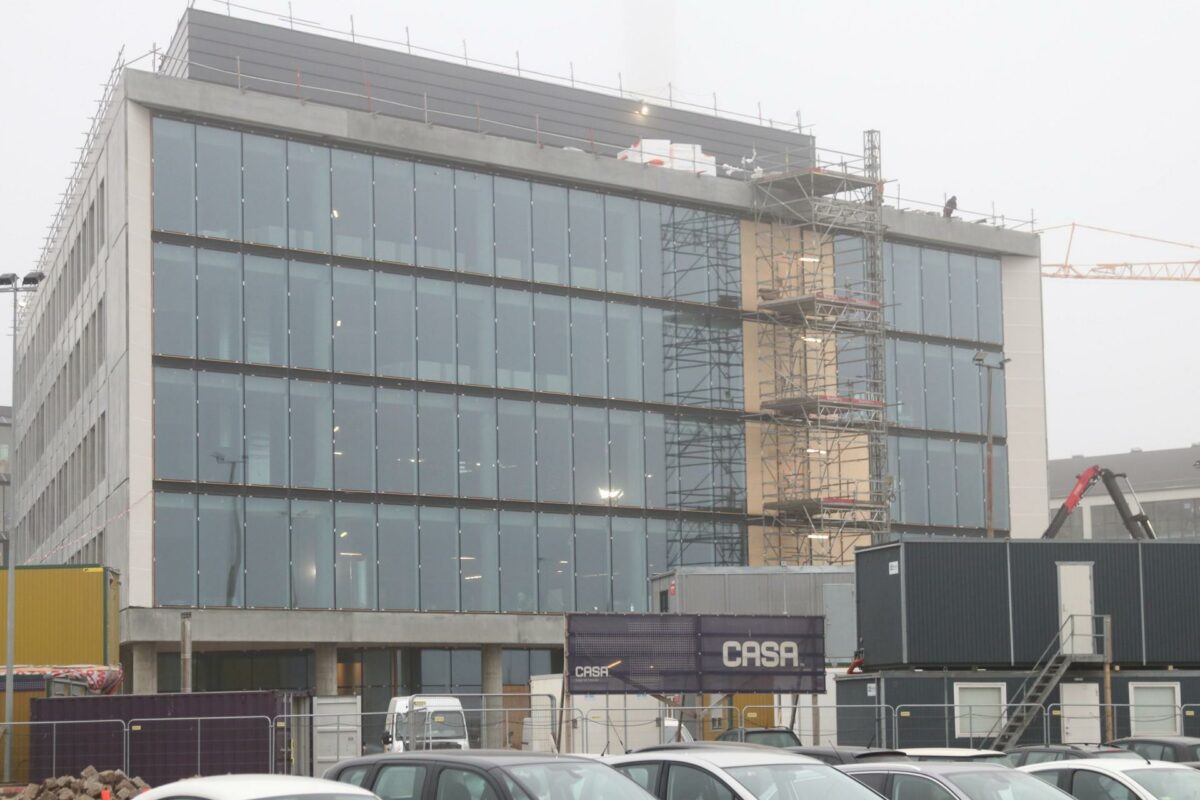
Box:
[18,766,148,800]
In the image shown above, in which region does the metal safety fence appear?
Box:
[739,703,895,748]
[0,719,126,785]
[1045,703,1183,744]
[894,704,1048,749]
[127,715,274,787]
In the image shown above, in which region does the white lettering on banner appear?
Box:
[722,640,801,668]
[574,665,609,678]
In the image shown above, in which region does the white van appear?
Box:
[381,696,470,752]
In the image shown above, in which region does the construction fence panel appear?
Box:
[1046,704,1182,744]
[739,703,894,748]
[2,719,127,785]
[574,703,733,755]
[127,715,272,787]
[1182,705,1200,737]
[894,704,1047,749]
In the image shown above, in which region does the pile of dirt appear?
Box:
[17,766,148,800]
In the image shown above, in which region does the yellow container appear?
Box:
[0,566,120,666]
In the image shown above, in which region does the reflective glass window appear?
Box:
[499,511,536,613]
[155,367,196,480]
[922,248,951,337]
[885,338,898,424]
[533,293,569,393]
[245,497,289,608]
[890,243,922,333]
[460,509,499,612]
[679,520,716,566]
[669,208,710,303]
[197,371,243,483]
[292,499,334,609]
[609,409,644,508]
[496,288,533,390]
[611,518,647,612]
[153,243,195,357]
[244,255,288,365]
[925,344,954,431]
[532,184,568,284]
[197,249,242,361]
[152,118,194,234]
[994,444,1010,530]
[498,400,534,502]
[455,170,493,275]
[894,339,926,428]
[456,284,496,386]
[199,494,243,607]
[569,190,604,289]
[988,363,1008,437]
[374,157,415,263]
[888,434,902,520]
[642,307,666,403]
[333,267,374,374]
[420,507,458,611]
[535,402,572,503]
[289,261,332,370]
[418,393,457,495]
[379,505,419,610]
[640,202,667,298]
[334,383,375,491]
[243,133,287,247]
[571,298,606,397]
[956,440,985,528]
[883,242,896,327]
[415,164,454,268]
[332,149,373,258]
[950,253,979,340]
[671,311,712,406]
[459,395,497,498]
[928,439,957,527]
[646,518,672,583]
[378,388,417,494]
[573,406,609,506]
[154,493,196,606]
[606,302,642,401]
[290,379,333,489]
[195,125,241,240]
[977,257,1003,344]
[605,195,639,293]
[376,272,417,378]
[897,436,930,525]
[837,334,870,401]
[537,513,573,613]
[952,348,983,434]
[494,177,532,280]
[288,142,331,252]
[575,516,611,612]
[417,278,455,381]
[644,412,668,508]
[245,376,288,486]
[335,502,376,610]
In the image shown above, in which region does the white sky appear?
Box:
[1,0,1197,462]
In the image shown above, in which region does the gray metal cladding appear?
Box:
[857,546,904,667]
[1141,543,1200,665]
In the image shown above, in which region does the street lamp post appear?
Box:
[973,351,1010,539]
[0,270,44,783]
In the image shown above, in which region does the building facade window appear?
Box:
[953,682,1007,739]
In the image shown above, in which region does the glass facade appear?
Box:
[150,117,746,612]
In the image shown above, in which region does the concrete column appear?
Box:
[130,643,157,695]
[481,645,504,748]
[315,645,338,696]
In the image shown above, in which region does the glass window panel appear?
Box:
[153,243,195,357]
[497,400,534,502]
[838,334,870,401]
[375,272,416,378]
[245,376,288,486]
[331,149,373,258]
[928,439,957,527]
[197,371,243,483]
[977,257,1003,344]
[537,513,573,613]
[640,202,667,297]
[646,518,672,585]
[894,339,926,428]
[245,498,289,608]
[197,249,242,361]
[417,278,456,381]
[890,243,922,333]
[950,253,979,340]
[571,298,606,397]
[604,195,639,293]
[334,383,375,491]
[606,302,642,401]
[290,379,333,489]
[335,502,376,610]
[289,261,332,370]
[897,437,929,525]
[573,406,609,506]
[924,344,953,431]
[499,511,536,613]
[921,248,951,337]
[883,242,895,328]
[332,267,374,374]
[458,395,497,499]
[533,293,569,393]
[668,208,710,303]
[415,164,454,268]
[378,388,417,494]
[568,190,604,289]
[496,288,533,390]
[679,520,716,566]
[420,507,459,611]
[374,157,415,263]
[494,177,532,280]
[642,307,666,403]
[155,367,196,480]
[888,434,902,520]
[671,311,712,406]
[574,516,611,612]
[994,444,1010,531]
[532,184,568,284]
[715,522,744,565]
[456,284,496,386]
[243,134,287,247]
[379,505,419,610]
[952,348,983,435]
[609,409,645,508]
[675,418,714,508]
[152,118,194,234]
[418,393,457,495]
[645,412,668,508]
[611,518,647,612]
[199,494,243,607]
[455,170,493,275]
[154,493,196,606]
[460,509,499,612]
[287,142,331,252]
[292,500,334,609]
[956,441,985,528]
[535,402,572,503]
[244,255,288,365]
[195,125,240,239]
[988,364,1008,438]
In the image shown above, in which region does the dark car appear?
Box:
[1006,744,1144,767]
[1109,736,1200,766]
[716,727,803,748]
[324,750,656,800]
[790,745,909,764]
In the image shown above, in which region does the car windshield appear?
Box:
[1095,751,1144,759]
[1126,767,1200,799]
[726,763,884,800]
[945,769,1075,800]
[744,731,802,747]
[399,709,467,740]
[503,761,657,800]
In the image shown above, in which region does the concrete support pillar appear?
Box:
[130,643,157,695]
[315,644,338,696]
[481,644,504,748]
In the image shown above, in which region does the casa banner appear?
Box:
[566,613,825,694]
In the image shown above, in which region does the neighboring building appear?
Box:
[1048,446,1200,539]
[12,8,1045,708]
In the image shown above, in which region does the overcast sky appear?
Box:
[1,0,1197,463]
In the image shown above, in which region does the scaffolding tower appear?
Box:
[751,132,889,565]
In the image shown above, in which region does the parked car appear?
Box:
[1006,744,1143,766]
[1108,736,1200,765]
[789,745,910,764]
[326,750,655,800]
[899,748,1012,764]
[1022,757,1200,800]
[607,746,884,800]
[715,727,803,747]
[141,775,379,800]
[841,761,1074,800]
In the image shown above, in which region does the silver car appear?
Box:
[840,761,1075,800]
[1022,757,1200,800]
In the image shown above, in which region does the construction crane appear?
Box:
[1040,223,1200,282]
[1043,465,1157,541]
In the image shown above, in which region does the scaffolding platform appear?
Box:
[761,394,885,418]
[753,166,877,199]
[764,496,888,516]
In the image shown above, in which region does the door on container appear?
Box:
[1057,563,1094,655]
[1059,683,1100,744]
[313,695,362,777]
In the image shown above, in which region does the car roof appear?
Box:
[1022,758,1192,774]
[634,741,782,754]
[1112,736,1200,745]
[143,774,376,800]
[790,746,908,759]
[842,761,1014,776]
[1012,744,1128,752]
[901,748,1006,757]
[328,749,598,772]
[608,748,824,769]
